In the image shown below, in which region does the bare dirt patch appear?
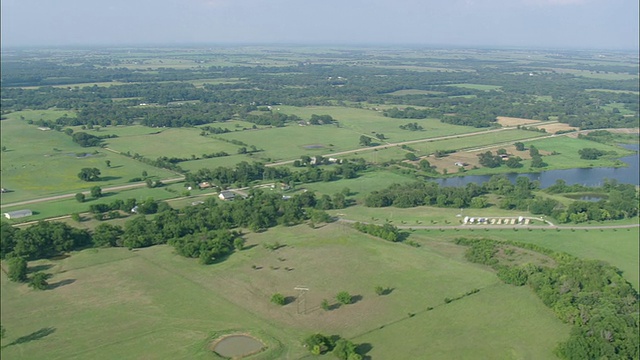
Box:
[496,117,540,127]
[532,123,577,134]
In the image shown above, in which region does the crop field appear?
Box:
[0,223,571,359]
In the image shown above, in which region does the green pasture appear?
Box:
[104,128,241,159]
[216,124,358,162]
[273,105,479,142]
[526,136,635,168]
[356,284,568,359]
[1,183,186,223]
[302,170,416,199]
[0,223,573,359]
[544,68,639,81]
[449,84,503,91]
[1,114,176,204]
[417,129,545,155]
[329,204,534,226]
[386,89,445,96]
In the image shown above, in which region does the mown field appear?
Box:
[0,224,573,359]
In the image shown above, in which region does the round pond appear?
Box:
[212,334,265,358]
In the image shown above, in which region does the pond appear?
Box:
[433,144,639,188]
[212,334,265,358]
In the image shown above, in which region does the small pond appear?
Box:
[213,334,265,358]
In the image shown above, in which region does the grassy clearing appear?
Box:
[0,223,571,359]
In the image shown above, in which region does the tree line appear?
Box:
[454,237,638,360]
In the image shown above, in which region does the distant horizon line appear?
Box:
[1,41,638,53]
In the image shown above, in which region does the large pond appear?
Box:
[434,144,639,188]
[213,334,265,358]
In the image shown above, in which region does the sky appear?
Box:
[1,0,638,50]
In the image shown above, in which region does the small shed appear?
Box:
[218,191,235,201]
[4,209,32,219]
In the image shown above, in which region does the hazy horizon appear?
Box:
[2,0,639,51]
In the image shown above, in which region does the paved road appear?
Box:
[266,126,515,167]
[2,176,185,208]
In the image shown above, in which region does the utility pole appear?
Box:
[294,286,309,314]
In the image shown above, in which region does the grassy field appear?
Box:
[0,223,572,359]
[0,112,176,204]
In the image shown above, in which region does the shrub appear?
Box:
[271,293,285,305]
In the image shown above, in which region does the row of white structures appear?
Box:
[463,216,530,225]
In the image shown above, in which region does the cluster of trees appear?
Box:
[1,221,90,260]
[303,334,362,359]
[186,159,367,189]
[578,147,607,160]
[309,114,335,125]
[477,151,520,168]
[77,168,101,181]
[71,132,102,147]
[1,189,334,263]
[244,112,301,127]
[362,176,637,223]
[399,122,424,131]
[353,222,401,242]
[365,181,485,208]
[454,238,639,360]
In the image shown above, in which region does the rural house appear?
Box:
[218,191,235,201]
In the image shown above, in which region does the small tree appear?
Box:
[28,272,50,290]
[333,339,360,360]
[271,293,286,306]
[71,213,81,222]
[233,237,246,250]
[75,192,86,203]
[90,186,102,198]
[321,299,330,311]
[105,160,111,167]
[8,257,27,282]
[375,286,385,296]
[336,291,352,305]
[514,142,525,151]
[405,152,418,161]
[359,135,372,146]
[77,167,101,181]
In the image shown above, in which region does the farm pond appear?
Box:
[435,144,639,188]
[212,334,265,358]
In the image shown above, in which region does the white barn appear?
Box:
[4,209,33,219]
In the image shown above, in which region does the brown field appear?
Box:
[496,117,541,127]
[532,123,577,134]
[419,145,548,174]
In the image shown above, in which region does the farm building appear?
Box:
[218,191,235,201]
[4,209,33,219]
